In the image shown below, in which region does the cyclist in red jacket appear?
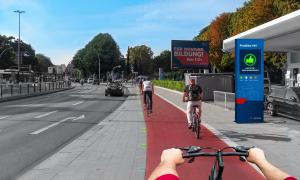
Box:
[148,148,297,180]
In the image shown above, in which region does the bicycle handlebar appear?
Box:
[176,146,252,159]
[182,152,249,158]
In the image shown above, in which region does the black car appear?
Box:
[105,81,124,96]
[266,86,300,120]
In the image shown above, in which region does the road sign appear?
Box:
[235,39,264,123]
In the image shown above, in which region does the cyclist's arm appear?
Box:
[148,148,184,180]
[247,148,296,180]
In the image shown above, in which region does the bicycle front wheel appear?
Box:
[194,119,200,139]
[146,94,150,116]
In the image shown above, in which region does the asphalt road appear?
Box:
[0,84,127,180]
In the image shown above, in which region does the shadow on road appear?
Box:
[219,130,291,142]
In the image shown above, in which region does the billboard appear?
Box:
[171,40,209,69]
[235,39,264,123]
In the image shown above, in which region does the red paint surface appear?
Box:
[144,94,264,180]
[236,98,247,104]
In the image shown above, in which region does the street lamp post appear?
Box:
[13,10,25,72]
[97,53,100,85]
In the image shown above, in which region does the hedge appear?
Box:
[153,80,185,92]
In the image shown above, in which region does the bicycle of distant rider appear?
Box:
[191,105,201,139]
[145,92,152,116]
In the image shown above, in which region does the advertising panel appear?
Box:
[235,39,264,123]
[171,40,209,69]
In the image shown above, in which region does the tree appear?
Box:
[128,45,154,75]
[0,34,38,71]
[194,0,300,74]
[72,68,82,79]
[72,33,121,79]
[35,54,53,72]
[153,50,171,73]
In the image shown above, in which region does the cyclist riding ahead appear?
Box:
[182,78,203,129]
[142,77,154,113]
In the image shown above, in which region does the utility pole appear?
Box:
[97,53,101,85]
[13,10,25,72]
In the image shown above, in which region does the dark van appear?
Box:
[266,86,300,120]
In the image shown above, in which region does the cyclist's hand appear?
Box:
[246,147,267,165]
[161,148,184,166]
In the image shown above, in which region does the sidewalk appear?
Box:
[154,86,300,178]
[17,87,146,180]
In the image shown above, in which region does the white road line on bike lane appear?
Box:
[154,92,263,175]
[34,111,58,119]
[30,117,75,135]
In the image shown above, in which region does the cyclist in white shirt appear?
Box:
[142,78,154,112]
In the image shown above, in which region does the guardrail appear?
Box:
[0,81,72,99]
[213,91,235,110]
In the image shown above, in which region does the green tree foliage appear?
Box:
[153,50,171,73]
[72,68,82,79]
[128,45,153,75]
[1,34,51,72]
[72,33,121,78]
[35,54,53,72]
[194,0,300,73]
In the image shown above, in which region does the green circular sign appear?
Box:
[244,53,256,66]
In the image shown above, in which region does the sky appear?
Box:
[0,0,246,65]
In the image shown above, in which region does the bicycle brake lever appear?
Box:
[188,157,195,163]
[239,156,246,162]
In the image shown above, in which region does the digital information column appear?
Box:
[235,39,264,123]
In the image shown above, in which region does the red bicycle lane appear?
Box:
[144,94,264,180]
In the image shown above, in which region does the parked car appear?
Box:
[93,79,99,85]
[266,86,300,120]
[105,81,124,96]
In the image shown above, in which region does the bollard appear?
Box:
[34,83,36,93]
[0,84,2,98]
[10,85,13,96]
[39,83,41,92]
[27,84,30,95]
[20,84,22,95]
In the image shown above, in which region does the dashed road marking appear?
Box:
[72,101,84,106]
[34,111,58,119]
[0,116,9,120]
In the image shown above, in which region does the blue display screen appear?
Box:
[235,39,264,123]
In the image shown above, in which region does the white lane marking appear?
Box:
[72,114,85,121]
[30,117,75,135]
[7,104,46,107]
[34,111,58,119]
[0,116,9,120]
[72,101,84,106]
